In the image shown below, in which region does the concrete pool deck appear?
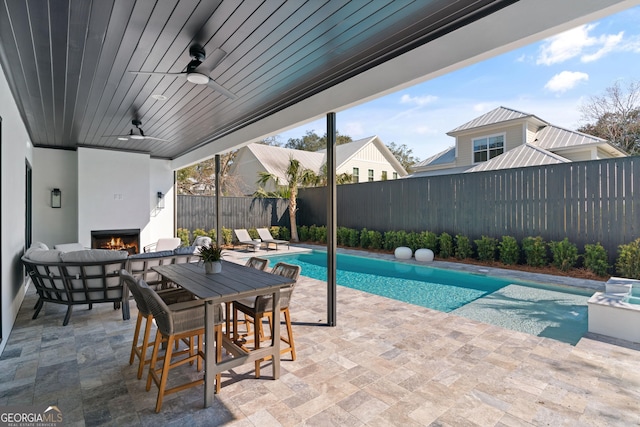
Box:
[1,245,638,425]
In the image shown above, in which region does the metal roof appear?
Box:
[414,146,456,168]
[447,106,546,134]
[535,125,607,149]
[466,143,570,173]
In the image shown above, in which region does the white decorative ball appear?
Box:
[394,246,412,260]
[415,248,434,262]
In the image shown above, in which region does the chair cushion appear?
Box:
[27,249,62,263]
[60,249,128,262]
[54,243,85,252]
[129,250,175,259]
[174,246,196,255]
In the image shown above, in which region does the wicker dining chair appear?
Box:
[120,270,195,380]
[139,278,224,412]
[232,262,300,378]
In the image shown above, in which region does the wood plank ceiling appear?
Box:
[0,0,517,160]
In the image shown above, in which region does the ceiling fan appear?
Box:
[109,119,169,142]
[129,44,237,100]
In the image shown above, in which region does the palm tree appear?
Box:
[254,157,317,242]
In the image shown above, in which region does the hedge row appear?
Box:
[176,226,290,248]
[298,225,640,278]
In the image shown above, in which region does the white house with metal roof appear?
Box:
[409,106,627,177]
[230,136,407,195]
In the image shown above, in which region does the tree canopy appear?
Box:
[385,142,420,172]
[577,80,640,155]
[284,130,353,151]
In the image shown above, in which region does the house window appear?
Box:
[393,172,398,179]
[473,134,504,163]
[381,171,388,180]
[368,169,374,182]
[352,167,359,183]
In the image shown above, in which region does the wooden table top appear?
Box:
[152,261,294,302]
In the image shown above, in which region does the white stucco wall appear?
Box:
[32,148,78,248]
[0,67,31,355]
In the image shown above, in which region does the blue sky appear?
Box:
[273,6,640,161]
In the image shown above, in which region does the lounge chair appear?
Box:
[256,228,289,250]
[233,229,261,251]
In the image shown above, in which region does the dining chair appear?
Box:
[139,277,224,412]
[224,257,270,338]
[232,262,300,378]
[120,270,195,380]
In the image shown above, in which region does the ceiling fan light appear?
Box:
[130,134,145,140]
[187,72,209,85]
[117,137,128,141]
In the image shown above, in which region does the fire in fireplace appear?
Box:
[91,229,140,255]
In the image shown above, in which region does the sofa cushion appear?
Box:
[27,249,63,263]
[174,246,197,255]
[54,242,85,252]
[25,242,50,259]
[60,249,128,263]
[129,250,175,259]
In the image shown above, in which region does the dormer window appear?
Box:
[473,133,504,163]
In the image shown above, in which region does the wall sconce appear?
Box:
[51,188,61,208]
[157,191,165,209]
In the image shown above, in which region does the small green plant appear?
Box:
[207,228,217,242]
[248,228,259,239]
[198,243,224,262]
[438,232,453,258]
[499,236,520,265]
[455,234,473,259]
[549,238,579,271]
[192,228,207,239]
[522,236,547,267]
[406,232,420,252]
[383,231,397,251]
[336,227,349,246]
[269,226,281,239]
[315,225,327,243]
[368,230,383,250]
[176,228,190,246]
[279,226,291,240]
[221,227,232,245]
[584,243,610,276]
[475,236,498,262]
[308,225,318,242]
[419,231,438,252]
[616,238,640,279]
[299,225,310,242]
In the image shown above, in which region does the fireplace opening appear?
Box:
[91,229,140,255]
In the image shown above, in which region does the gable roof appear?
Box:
[535,125,606,149]
[447,106,546,134]
[466,143,570,173]
[244,143,325,184]
[317,136,408,176]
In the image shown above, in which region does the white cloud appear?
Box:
[544,71,589,93]
[400,94,437,106]
[536,24,625,65]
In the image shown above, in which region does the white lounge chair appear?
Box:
[144,237,181,253]
[256,228,289,250]
[233,229,261,252]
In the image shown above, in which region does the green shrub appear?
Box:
[177,228,190,246]
[279,226,291,240]
[360,228,371,249]
[348,228,359,247]
[248,228,259,239]
[337,227,350,246]
[308,225,318,242]
[584,243,610,276]
[438,232,453,258]
[192,228,207,238]
[455,234,473,259]
[368,230,383,250]
[395,230,408,248]
[207,228,217,242]
[499,236,520,265]
[475,236,498,262]
[406,232,420,252]
[616,238,640,279]
[549,238,579,271]
[269,226,282,239]
[383,231,397,250]
[315,225,327,243]
[522,236,547,267]
[221,227,232,245]
[419,231,438,252]
[299,225,310,242]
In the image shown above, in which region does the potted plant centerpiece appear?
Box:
[199,243,224,274]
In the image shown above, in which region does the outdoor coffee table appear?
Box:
[152,260,294,407]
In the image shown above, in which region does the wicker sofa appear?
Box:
[22,243,201,326]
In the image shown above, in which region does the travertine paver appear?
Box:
[0,247,638,426]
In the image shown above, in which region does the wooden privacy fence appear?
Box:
[177,196,290,232]
[297,156,639,262]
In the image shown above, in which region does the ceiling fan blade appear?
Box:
[128,71,187,77]
[144,136,170,142]
[200,48,228,73]
[207,78,237,100]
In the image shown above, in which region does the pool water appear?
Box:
[264,250,592,345]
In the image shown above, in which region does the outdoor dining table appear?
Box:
[152,260,294,407]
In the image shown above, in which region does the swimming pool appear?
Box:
[262,250,593,345]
